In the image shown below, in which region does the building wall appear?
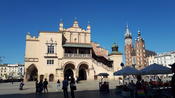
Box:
[125,44,133,66]
[109,54,122,71]
[135,40,146,69]
[24,21,123,82]
[0,64,24,80]
[148,51,175,68]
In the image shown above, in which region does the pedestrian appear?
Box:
[70,76,76,98]
[56,79,60,91]
[38,80,43,93]
[119,77,123,85]
[62,77,69,98]
[129,80,136,97]
[136,76,145,98]
[35,80,39,94]
[76,76,79,83]
[43,78,48,93]
[170,63,175,98]
[19,80,24,90]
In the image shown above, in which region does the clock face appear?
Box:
[125,39,132,45]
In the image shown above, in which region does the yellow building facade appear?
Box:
[24,20,122,82]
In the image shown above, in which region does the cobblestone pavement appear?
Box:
[0,80,123,98]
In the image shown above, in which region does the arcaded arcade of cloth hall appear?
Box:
[24,20,122,82]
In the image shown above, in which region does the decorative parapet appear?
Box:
[25,58,39,62]
[26,33,39,41]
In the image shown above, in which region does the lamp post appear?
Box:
[120,62,125,85]
[120,62,124,69]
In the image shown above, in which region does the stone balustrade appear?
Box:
[64,53,92,58]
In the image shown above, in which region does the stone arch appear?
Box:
[26,64,38,81]
[78,62,89,80]
[63,61,76,69]
[64,62,75,80]
[49,74,54,82]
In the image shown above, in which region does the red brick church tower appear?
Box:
[124,25,147,69]
[135,30,147,69]
[124,25,133,66]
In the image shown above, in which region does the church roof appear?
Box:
[145,50,157,57]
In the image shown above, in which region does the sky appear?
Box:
[0,0,175,64]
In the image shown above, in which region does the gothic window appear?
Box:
[47,44,54,54]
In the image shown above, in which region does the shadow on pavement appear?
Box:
[0,89,123,98]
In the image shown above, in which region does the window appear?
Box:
[47,60,54,65]
[47,45,54,54]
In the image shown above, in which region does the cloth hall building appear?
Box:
[24,20,122,81]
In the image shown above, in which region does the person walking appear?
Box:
[35,80,39,94]
[43,78,48,93]
[38,80,43,93]
[56,79,60,91]
[62,77,69,98]
[170,63,175,98]
[19,80,24,90]
[70,76,76,98]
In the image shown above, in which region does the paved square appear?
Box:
[0,80,123,98]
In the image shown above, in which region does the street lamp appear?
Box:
[120,62,124,69]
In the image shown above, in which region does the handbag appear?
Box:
[71,83,77,90]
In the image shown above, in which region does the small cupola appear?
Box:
[73,20,79,28]
[59,21,64,31]
[112,43,118,52]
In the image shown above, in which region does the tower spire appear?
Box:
[124,24,132,39]
[138,28,141,36]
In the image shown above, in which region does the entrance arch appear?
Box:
[64,63,75,80]
[49,74,54,82]
[78,64,88,80]
[26,64,38,81]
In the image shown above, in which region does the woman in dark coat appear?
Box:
[70,76,76,98]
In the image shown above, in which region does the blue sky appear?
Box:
[0,0,175,64]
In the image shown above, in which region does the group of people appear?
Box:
[122,78,157,97]
[120,63,175,98]
[62,76,76,98]
[35,78,48,94]
[34,76,77,98]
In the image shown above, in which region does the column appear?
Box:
[90,49,92,57]
[77,48,79,54]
